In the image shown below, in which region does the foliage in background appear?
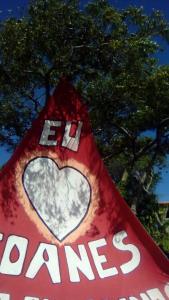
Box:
[0,0,169,252]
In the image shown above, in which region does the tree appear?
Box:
[0,0,169,251]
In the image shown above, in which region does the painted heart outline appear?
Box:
[22,157,91,242]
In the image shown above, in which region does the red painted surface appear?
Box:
[0,79,169,300]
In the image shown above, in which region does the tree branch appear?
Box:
[112,122,133,139]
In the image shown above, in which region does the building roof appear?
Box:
[159,201,169,205]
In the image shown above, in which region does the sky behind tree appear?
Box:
[0,0,169,202]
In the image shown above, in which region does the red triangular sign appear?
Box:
[0,79,169,300]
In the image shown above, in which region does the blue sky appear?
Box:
[0,0,169,202]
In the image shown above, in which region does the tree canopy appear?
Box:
[0,0,169,252]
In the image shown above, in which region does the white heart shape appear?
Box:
[23,157,91,241]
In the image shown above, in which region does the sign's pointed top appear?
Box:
[47,77,88,123]
[53,76,73,95]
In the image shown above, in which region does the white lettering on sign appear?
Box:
[113,231,140,274]
[24,298,39,300]
[0,235,28,275]
[25,243,61,283]
[88,238,118,278]
[146,288,165,300]
[39,120,83,151]
[24,297,49,300]
[65,244,95,282]
[165,283,169,297]
[0,231,141,283]
[0,284,168,299]
[119,298,139,300]
[0,293,10,300]
[118,287,169,300]
[62,121,83,151]
[39,120,61,146]
[140,293,150,300]
[0,296,55,300]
